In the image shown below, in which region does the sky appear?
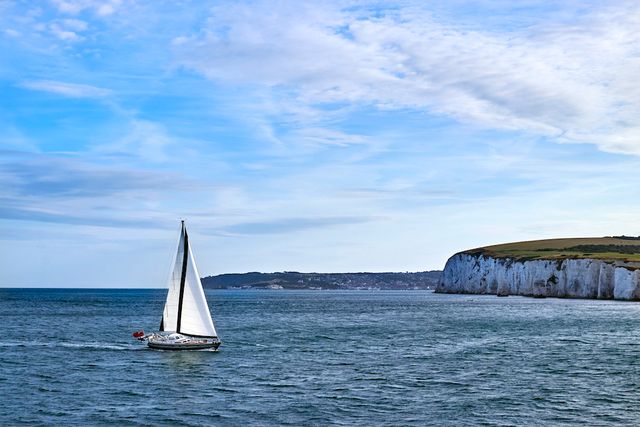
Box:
[1,0,640,287]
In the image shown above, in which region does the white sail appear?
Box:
[159,227,184,333]
[160,222,218,337]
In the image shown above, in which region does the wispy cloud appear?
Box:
[174,2,640,155]
[19,80,111,98]
[287,127,368,147]
[0,202,164,229]
[95,120,175,163]
[1,156,191,199]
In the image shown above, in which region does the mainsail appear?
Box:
[159,222,218,338]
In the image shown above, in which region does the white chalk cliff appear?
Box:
[436,253,640,300]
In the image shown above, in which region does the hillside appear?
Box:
[465,236,640,263]
[201,271,442,290]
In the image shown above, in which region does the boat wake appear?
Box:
[0,341,139,351]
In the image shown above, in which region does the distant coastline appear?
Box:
[202,271,442,290]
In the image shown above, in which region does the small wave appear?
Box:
[266,383,299,388]
[314,335,336,340]
[313,394,368,402]
[0,341,26,348]
[108,390,147,397]
[556,338,592,344]
[220,340,264,347]
[209,387,238,393]
[326,361,355,366]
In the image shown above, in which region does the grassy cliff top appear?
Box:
[464,236,640,262]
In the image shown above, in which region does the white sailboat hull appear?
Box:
[147,333,220,351]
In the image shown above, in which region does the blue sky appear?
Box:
[2,0,640,287]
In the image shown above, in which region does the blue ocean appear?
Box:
[2,289,640,425]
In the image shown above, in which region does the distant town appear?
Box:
[202,271,442,290]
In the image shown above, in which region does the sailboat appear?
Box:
[134,221,221,350]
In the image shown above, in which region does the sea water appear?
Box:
[2,289,640,426]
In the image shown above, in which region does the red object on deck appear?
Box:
[132,330,145,338]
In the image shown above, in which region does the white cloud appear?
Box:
[20,80,111,98]
[4,29,20,38]
[174,2,640,155]
[97,4,115,16]
[46,19,89,42]
[49,23,82,41]
[51,0,85,15]
[51,0,121,16]
[95,120,175,163]
[62,18,88,31]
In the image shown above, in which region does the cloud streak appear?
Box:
[221,216,378,235]
[0,154,194,198]
[0,152,199,227]
[0,201,164,229]
[19,80,111,98]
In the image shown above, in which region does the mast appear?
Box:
[176,220,189,334]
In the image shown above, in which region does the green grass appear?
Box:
[465,237,640,262]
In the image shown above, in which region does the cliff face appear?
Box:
[436,253,640,300]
